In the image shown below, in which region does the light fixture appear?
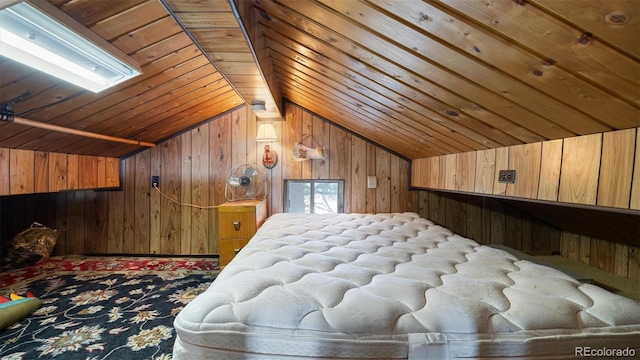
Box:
[256,122,277,168]
[0,1,141,93]
[256,123,277,142]
[251,100,266,113]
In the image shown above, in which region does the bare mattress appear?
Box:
[173,212,640,359]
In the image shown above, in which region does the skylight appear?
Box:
[0,1,141,92]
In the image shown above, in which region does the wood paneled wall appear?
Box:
[415,190,639,281]
[0,148,120,195]
[412,128,640,210]
[416,191,561,253]
[0,103,418,255]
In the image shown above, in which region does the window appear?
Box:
[284,180,344,214]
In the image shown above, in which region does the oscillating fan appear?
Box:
[224,164,267,201]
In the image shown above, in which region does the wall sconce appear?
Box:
[0,1,141,93]
[256,123,277,169]
[256,123,277,142]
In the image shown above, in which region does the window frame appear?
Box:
[283,179,345,214]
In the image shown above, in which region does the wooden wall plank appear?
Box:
[466,196,483,240]
[505,210,522,250]
[66,191,85,254]
[351,136,367,213]
[629,247,640,281]
[312,115,330,179]
[78,155,98,189]
[283,104,303,182]
[366,142,376,213]
[474,149,495,194]
[507,142,541,199]
[614,243,629,277]
[597,128,635,208]
[105,157,120,187]
[301,111,313,179]
[375,147,391,212]
[160,137,181,254]
[191,124,210,254]
[631,129,640,210]
[137,151,152,254]
[268,120,284,214]
[427,191,445,225]
[411,158,425,188]
[433,156,445,189]
[444,153,456,190]
[330,125,351,212]
[232,108,249,167]
[537,139,562,201]
[456,151,475,192]
[390,156,401,212]
[122,156,136,254]
[107,189,124,253]
[489,200,506,244]
[591,238,615,273]
[34,151,49,193]
[181,130,193,255]
[97,157,106,188]
[150,144,164,254]
[10,149,35,194]
[445,193,466,235]
[559,133,602,205]
[579,235,591,265]
[0,149,9,195]
[67,154,79,190]
[49,153,68,192]
[561,231,579,261]
[85,191,109,254]
[492,147,508,196]
[53,192,67,255]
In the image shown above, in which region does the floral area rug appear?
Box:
[0,256,218,359]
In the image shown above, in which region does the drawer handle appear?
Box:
[233,221,241,231]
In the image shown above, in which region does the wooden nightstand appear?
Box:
[218,199,267,266]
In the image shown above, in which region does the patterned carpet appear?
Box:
[0,256,218,359]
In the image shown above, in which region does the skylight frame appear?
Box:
[0,1,141,93]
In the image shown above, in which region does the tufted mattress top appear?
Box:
[173,212,640,359]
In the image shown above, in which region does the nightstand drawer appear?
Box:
[219,239,250,266]
[218,212,256,239]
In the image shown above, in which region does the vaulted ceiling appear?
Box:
[0,0,638,159]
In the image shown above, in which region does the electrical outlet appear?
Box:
[498,170,516,184]
[151,176,160,188]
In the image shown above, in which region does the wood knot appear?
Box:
[259,11,272,21]
[578,32,593,45]
[605,12,628,25]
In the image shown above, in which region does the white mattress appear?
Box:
[174,212,640,359]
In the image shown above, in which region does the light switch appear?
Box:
[367,176,377,189]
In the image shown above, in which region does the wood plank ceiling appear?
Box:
[0,0,638,160]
